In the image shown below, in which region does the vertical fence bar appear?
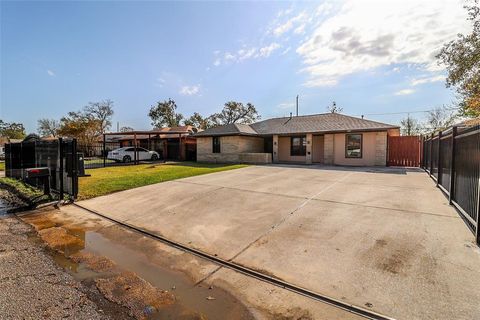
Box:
[429,133,434,175]
[449,127,457,204]
[58,138,64,200]
[134,132,138,164]
[72,138,78,199]
[103,134,106,167]
[437,131,442,186]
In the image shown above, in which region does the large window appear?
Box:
[212,136,221,153]
[290,136,306,156]
[345,134,362,158]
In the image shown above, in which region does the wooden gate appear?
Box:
[387,136,422,167]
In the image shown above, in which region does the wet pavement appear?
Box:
[19,208,255,320]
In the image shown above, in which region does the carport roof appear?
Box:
[194,113,399,136]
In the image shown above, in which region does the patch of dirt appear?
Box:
[362,237,417,275]
[70,251,116,273]
[38,227,85,252]
[22,213,59,230]
[95,271,176,320]
[269,307,314,320]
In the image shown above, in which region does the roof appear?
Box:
[194,113,399,137]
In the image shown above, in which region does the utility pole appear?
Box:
[296,95,299,116]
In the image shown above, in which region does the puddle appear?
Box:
[22,212,254,320]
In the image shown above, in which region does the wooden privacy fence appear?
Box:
[422,125,480,246]
[387,135,422,167]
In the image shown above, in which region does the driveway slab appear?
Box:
[77,165,480,320]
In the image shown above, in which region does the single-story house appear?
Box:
[194,113,400,166]
[102,126,197,161]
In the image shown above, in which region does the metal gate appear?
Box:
[387,135,422,167]
[4,138,79,199]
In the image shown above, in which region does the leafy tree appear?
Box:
[0,120,26,139]
[326,101,343,113]
[37,118,60,137]
[58,111,101,145]
[183,112,213,129]
[424,107,458,134]
[437,0,480,117]
[210,101,259,125]
[148,99,184,128]
[400,116,422,136]
[84,99,114,134]
[120,126,134,132]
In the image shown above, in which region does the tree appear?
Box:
[0,120,26,139]
[183,112,213,129]
[148,99,184,128]
[437,0,480,117]
[120,126,134,132]
[37,118,60,137]
[400,115,422,136]
[326,101,343,113]
[424,107,457,134]
[210,101,259,126]
[58,111,101,146]
[84,100,114,134]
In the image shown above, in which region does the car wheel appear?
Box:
[123,155,131,163]
[151,154,158,161]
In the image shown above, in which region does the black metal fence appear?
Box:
[78,141,166,169]
[422,125,480,245]
[5,138,79,199]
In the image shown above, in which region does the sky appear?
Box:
[0,0,473,133]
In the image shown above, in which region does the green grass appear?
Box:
[0,162,4,171]
[0,177,47,204]
[79,162,247,200]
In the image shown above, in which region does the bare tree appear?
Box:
[37,118,60,137]
[424,107,458,134]
[84,99,114,133]
[400,115,422,136]
[327,101,343,113]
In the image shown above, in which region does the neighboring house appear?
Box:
[104,126,198,161]
[194,113,400,166]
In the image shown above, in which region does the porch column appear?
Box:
[324,134,334,165]
[306,133,313,164]
[273,135,279,163]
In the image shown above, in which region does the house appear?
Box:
[194,113,400,166]
[103,126,197,161]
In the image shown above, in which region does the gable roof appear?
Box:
[194,113,399,137]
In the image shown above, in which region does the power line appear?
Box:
[354,106,460,117]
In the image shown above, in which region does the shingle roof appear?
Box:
[194,113,398,137]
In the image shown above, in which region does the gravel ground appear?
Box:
[0,214,108,320]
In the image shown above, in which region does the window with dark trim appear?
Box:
[212,136,221,153]
[290,136,306,156]
[345,134,362,158]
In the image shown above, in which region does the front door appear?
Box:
[312,135,324,163]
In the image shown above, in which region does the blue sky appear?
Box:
[0,0,471,133]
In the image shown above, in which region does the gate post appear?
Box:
[449,127,457,204]
[59,138,64,200]
[103,134,106,167]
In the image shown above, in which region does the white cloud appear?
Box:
[180,85,200,96]
[155,77,166,87]
[258,43,281,58]
[277,102,295,109]
[47,69,55,76]
[395,89,415,96]
[296,0,470,87]
[213,58,221,66]
[281,47,291,55]
[411,75,445,86]
[273,11,308,37]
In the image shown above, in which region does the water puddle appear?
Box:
[21,211,254,320]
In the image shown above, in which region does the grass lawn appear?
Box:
[0,162,4,171]
[79,162,247,200]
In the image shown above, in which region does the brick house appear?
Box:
[194,113,400,166]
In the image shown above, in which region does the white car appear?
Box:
[107,147,160,163]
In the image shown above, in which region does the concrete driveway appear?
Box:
[78,165,480,320]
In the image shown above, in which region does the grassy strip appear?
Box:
[0,162,4,171]
[0,177,49,207]
[79,162,247,200]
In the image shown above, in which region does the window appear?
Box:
[212,136,221,153]
[290,136,306,156]
[345,134,362,158]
